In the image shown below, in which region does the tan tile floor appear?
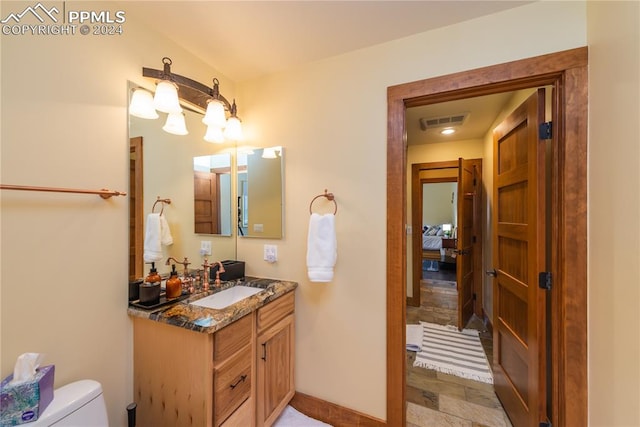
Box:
[406,270,512,427]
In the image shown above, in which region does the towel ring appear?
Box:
[309,189,337,215]
[152,197,171,215]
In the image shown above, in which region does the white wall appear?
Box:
[587,1,640,425]
[237,1,587,418]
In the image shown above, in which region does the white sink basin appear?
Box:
[190,286,264,310]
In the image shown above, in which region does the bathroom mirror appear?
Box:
[193,153,232,235]
[237,147,284,238]
[128,81,235,278]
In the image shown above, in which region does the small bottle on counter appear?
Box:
[165,264,182,299]
[139,262,162,304]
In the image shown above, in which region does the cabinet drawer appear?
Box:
[214,348,251,426]
[214,313,252,363]
[220,397,253,427]
[257,292,295,334]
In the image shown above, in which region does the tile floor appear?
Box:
[406,270,512,427]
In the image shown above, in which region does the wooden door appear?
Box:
[492,89,547,426]
[129,137,143,280]
[194,170,220,234]
[456,158,475,330]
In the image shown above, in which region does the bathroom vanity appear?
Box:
[127,278,297,427]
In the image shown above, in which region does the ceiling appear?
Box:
[123,1,533,145]
[122,1,533,82]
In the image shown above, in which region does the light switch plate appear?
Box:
[264,244,277,263]
[200,241,212,256]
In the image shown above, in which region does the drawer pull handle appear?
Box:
[261,343,267,361]
[229,374,247,389]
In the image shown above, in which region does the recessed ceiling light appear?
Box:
[440,128,456,135]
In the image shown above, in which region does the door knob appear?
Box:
[485,269,497,277]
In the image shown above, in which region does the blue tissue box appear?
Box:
[0,365,55,426]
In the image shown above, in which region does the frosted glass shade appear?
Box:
[129,89,158,119]
[153,80,182,114]
[202,99,226,128]
[204,125,224,143]
[162,112,188,135]
[224,116,243,141]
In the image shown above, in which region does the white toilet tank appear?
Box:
[31,379,108,426]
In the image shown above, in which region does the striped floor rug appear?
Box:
[413,321,493,384]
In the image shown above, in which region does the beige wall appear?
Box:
[0,2,235,425]
[587,1,640,425]
[238,2,587,418]
[6,1,637,425]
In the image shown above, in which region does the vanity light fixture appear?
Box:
[134,57,243,142]
[162,112,189,136]
[129,88,159,119]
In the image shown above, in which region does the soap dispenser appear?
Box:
[165,264,182,299]
[139,262,161,304]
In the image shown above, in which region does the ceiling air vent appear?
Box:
[419,112,469,131]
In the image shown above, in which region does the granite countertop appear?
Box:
[127,277,297,334]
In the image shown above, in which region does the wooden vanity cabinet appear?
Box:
[256,292,295,426]
[132,290,295,427]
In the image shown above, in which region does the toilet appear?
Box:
[31,379,108,426]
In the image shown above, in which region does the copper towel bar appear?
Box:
[309,189,337,215]
[0,184,126,199]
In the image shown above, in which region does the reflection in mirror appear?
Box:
[128,82,235,278]
[237,147,284,238]
[193,154,232,235]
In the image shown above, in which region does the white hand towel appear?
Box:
[306,213,337,282]
[406,324,423,352]
[143,213,163,262]
[160,214,173,246]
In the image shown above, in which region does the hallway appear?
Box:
[406,272,512,426]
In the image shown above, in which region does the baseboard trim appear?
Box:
[290,392,386,427]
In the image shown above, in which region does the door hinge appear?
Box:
[539,121,552,140]
[473,177,477,186]
[472,235,477,244]
[538,272,552,290]
[472,293,477,301]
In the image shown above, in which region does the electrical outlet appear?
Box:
[264,244,277,263]
[200,241,212,256]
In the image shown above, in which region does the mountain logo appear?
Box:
[1,2,60,24]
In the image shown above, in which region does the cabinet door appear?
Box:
[257,314,294,426]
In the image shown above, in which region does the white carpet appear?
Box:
[273,405,333,426]
[413,321,493,384]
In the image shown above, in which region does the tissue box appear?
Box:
[0,365,54,425]
[210,260,245,282]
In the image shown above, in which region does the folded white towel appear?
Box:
[306,213,337,282]
[406,324,423,352]
[160,214,173,246]
[144,213,163,262]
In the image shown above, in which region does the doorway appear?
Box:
[386,48,588,426]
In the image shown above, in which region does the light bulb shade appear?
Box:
[129,89,158,119]
[202,99,226,128]
[153,80,182,114]
[162,112,188,135]
[224,116,243,141]
[204,125,224,143]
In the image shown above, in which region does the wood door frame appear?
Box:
[129,136,144,281]
[387,47,588,426]
[409,161,459,309]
